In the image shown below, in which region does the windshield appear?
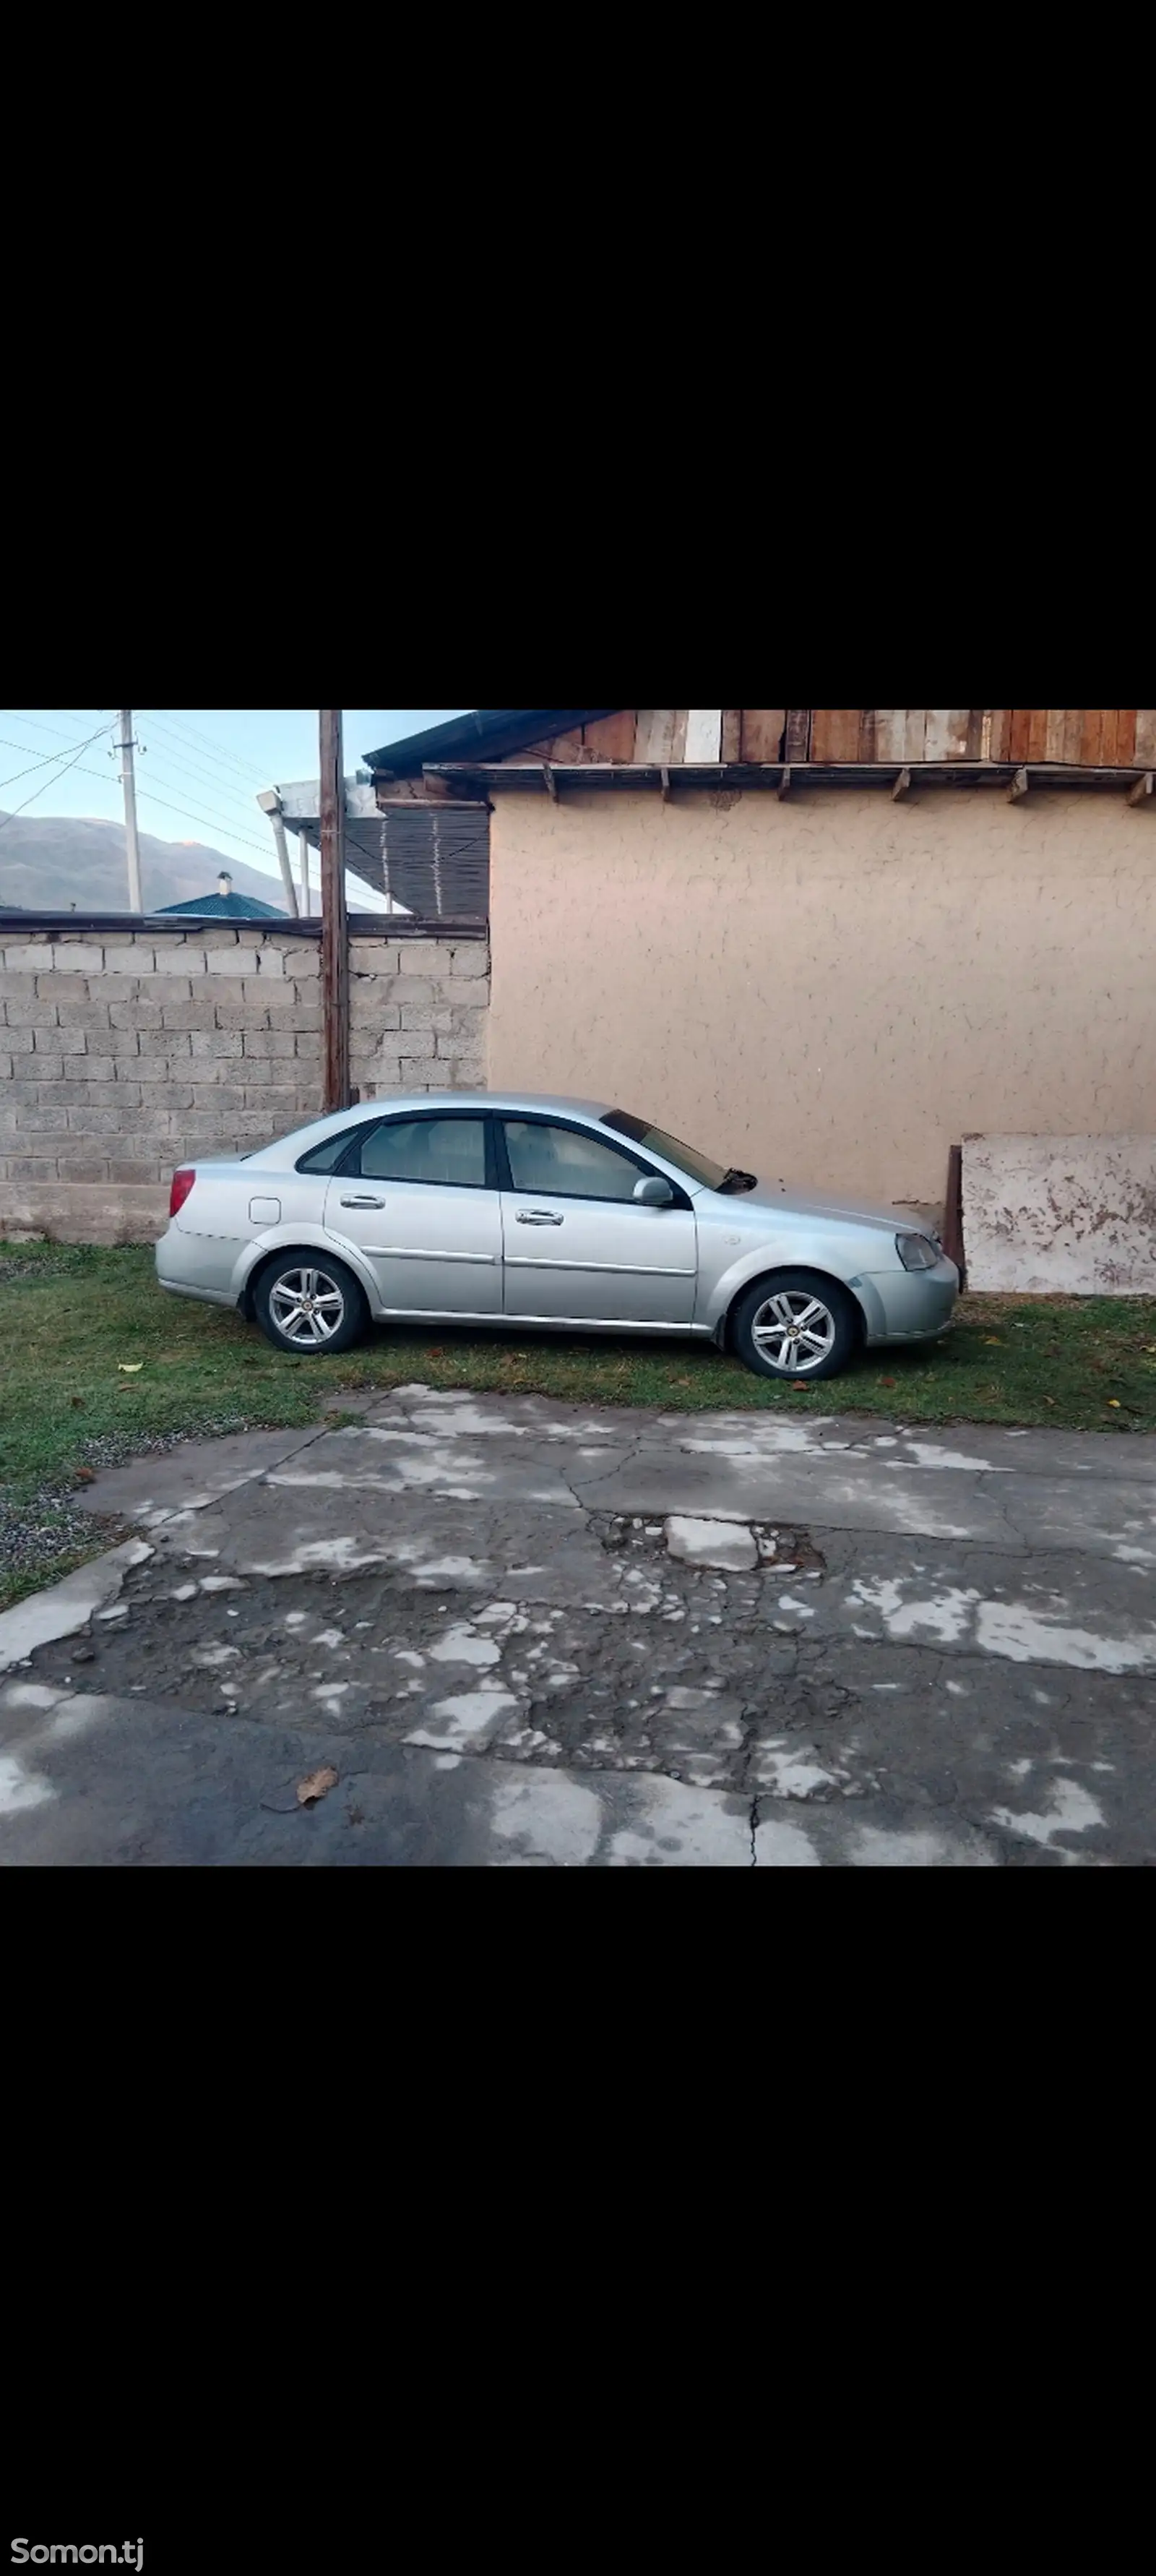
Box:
[600,1110,733,1192]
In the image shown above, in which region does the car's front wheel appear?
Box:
[731,1270,860,1382]
[253,1253,367,1356]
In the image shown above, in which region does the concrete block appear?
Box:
[0,1180,168,1243]
[294,1033,322,1058]
[399,1005,452,1035]
[153,945,203,976]
[9,1156,60,1178]
[103,1031,142,1057]
[45,1028,87,1055]
[449,945,489,977]
[53,997,111,1029]
[7,998,57,1026]
[50,944,105,974]
[292,947,321,979]
[186,1060,246,1089]
[16,1106,70,1132]
[189,1030,243,1057]
[186,1085,246,1112]
[242,1029,297,1057]
[445,981,488,1010]
[197,927,240,949]
[212,1005,262,1032]
[108,1000,157,1029]
[963,1134,1156,1294]
[66,1108,142,1137]
[57,1159,110,1181]
[394,941,449,975]
[252,946,286,977]
[105,950,150,975]
[21,1054,63,1081]
[201,945,249,977]
[399,1056,439,1086]
[5,1027,36,1053]
[3,946,53,971]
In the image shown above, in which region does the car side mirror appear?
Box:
[633,1174,673,1207]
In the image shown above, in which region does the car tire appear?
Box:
[253,1252,368,1357]
[731,1269,860,1383]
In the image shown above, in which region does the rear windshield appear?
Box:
[600,1111,729,1191]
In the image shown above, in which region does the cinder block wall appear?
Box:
[0,924,490,1243]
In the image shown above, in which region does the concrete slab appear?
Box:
[13,1385,1156,1865]
[963,1133,1156,1294]
[665,1517,758,1572]
[0,1540,152,1675]
[72,1425,330,1527]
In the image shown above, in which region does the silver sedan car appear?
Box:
[155,1091,958,1382]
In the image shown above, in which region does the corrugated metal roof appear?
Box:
[155,890,288,919]
[363,710,618,775]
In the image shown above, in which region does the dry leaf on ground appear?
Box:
[296,1766,339,1807]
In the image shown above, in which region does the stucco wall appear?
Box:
[486,788,1156,1213]
[1,925,489,1242]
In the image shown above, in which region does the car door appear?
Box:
[323,1111,502,1317]
[499,1116,698,1324]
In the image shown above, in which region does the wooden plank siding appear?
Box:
[489,710,1156,771]
[738,710,785,761]
[810,710,862,763]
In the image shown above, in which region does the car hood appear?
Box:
[717,1179,912,1235]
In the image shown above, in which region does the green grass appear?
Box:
[4,1237,1156,1608]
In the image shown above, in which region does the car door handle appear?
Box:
[340,1194,386,1208]
[515,1211,564,1225]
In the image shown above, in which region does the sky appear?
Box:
[0,710,470,898]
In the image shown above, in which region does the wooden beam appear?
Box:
[777,766,792,799]
[892,766,912,801]
[1127,771,1155,807]
[1009,767,1030,802]
[542,763,558,802]
[660,766,673,802]
[319,709,350,1116]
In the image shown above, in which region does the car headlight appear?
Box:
[896,1232,939,1271]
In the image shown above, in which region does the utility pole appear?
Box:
[319,710,350,1114]
[117,710,144,912]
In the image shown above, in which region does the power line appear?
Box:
[131,740,278,830]
[0,732,115,794]
[139,710,274,785]
[134,714,269,795]
[2,711,112,748]
[0,734,281,861]
[0,726,118,835]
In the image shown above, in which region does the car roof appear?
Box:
[353,1090,611,1120]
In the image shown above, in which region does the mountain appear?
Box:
[0,812,298,915]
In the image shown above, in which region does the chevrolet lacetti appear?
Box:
[155,1091,958,1381]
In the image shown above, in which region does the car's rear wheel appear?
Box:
[731,1269,859,1382]
[254,1253,367,1356]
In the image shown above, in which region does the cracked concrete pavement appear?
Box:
[4,1385,1156,1864]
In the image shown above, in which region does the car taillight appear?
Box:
[169,1167,196,1219]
